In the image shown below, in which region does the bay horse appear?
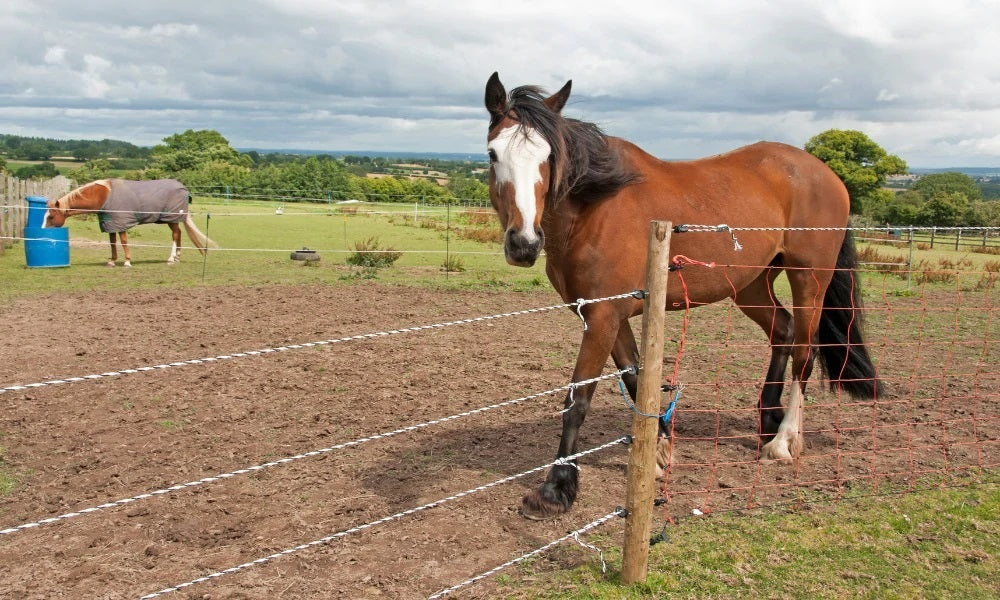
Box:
[43,178,213,267]
[484,73,881,519]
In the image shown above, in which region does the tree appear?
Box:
[17,140,54,161]
[67,159,113,185]
[14,161,59,179]
[149,129,250,174]
[804,129,907,214]
[917,192,970,226]
[911,172,981,203]
[447,174,490,204]
[968,200,1000,227]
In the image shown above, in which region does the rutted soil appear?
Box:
[0,283,995,599]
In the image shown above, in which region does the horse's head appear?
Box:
[43,197,69,228]
[485,72,571,267]
[43,180,111,227]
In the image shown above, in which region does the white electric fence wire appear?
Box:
[0,369,628,537]
[7,234,503,255]
[427,509,623,599]
[0,294,637,395]
[677,223,1000,233]
[137,437,628,599]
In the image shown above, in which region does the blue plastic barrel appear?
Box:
[24,226,70,268]
[25,196,49,228]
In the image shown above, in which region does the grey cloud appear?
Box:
[0,0,996,166]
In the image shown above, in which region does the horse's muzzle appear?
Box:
[504,227,544,267]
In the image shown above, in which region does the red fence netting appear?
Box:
[656,261,997,520]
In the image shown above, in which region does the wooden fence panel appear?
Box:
[0,175,72,254]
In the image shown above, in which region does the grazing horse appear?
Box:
[44,179,213,267]
[484,73,881,520]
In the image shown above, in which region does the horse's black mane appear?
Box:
[498,85,639,204]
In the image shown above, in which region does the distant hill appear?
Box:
[238,148,488,162]
[910,167,1000,177]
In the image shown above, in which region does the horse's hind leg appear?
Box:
[167,223,182,263]
[119,231,132,267]
[760,265,834,462]
[734,267,793,443]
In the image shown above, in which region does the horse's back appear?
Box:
[614,139,849,231]
[561,139,850,305]
[101,179,190,232]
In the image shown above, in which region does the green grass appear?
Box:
[498,483,998,599]
[0,198,547,302]
[0,443,18,496]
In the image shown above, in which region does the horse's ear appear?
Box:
[545,79,572,114]
[485,72,507,120]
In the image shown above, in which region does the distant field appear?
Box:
[4,197,999,302]
[0,197,546,301]
[4,158,83,171]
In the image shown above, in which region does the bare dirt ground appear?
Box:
[0,282,995,599]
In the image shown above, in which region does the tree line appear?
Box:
[2,128,997,225]
[805,129,997,227]
[0,129,491,205]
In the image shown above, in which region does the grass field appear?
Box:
[1,198,996,596]
[498,483,997,599]
[3,197,998,302]
[0,197,549,301]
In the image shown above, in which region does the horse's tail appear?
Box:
[817,231,882,399]
[183,214,216,256]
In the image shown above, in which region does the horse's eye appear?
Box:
[488,149,498,163]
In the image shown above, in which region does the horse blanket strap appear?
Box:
[99,179,189,233]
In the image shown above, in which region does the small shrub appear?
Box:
[969,272,997,291]
[441,256,466,272]
[912,259,956,284]
[856,246,906,273]
[459,225,503,244]
[346,237,402,269]
[463,211,495,226]
[917,242,932,251]
[971,246,1000,255]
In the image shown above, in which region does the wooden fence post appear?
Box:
[622,220,672,584]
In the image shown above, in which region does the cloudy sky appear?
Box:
[1,0,997,167]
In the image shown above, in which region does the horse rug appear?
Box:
[98,179,190,233]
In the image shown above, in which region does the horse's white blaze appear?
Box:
[762,381,804,462]
[488,124,550,241]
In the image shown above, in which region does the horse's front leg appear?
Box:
[611,319,672,479]
[107,233,118,267]
[119,231,132,267]
[521,304,620,520]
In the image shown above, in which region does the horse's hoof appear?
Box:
[123,261,132,268]
[106,261,115,267]
[520,492,569,521]
[761,436,799,463]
